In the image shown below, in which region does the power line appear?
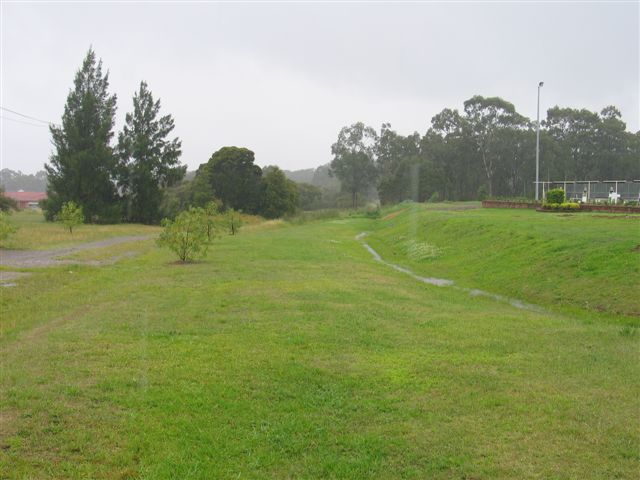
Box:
[0,106,59,127]
[0,115,50,128]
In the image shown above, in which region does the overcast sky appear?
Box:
[1,1,638,175]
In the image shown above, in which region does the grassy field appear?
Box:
[0,210,159,250]
[1,206,638,478]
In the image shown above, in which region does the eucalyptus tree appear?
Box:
[330,122,378,208]
[463,96,528,197]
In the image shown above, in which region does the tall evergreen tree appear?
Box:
[118,81,185,224]
[44,48,120,222]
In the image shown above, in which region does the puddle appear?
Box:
[357,232,543,313]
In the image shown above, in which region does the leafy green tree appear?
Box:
[260,166,298,218]
[463,96,527,197]
[44,48,121,223]
[375,123,422,204]
[330,122,378,208]
[197,147,262,213]
[0,211,17,244]
[57,201,84,234]
[157,207,209,262]
[118,81,185,224]
[544,106,601,180]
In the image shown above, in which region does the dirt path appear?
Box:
[0,235,153,268]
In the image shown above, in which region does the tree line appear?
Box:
[44,49,298,224]
[328,96,639,207]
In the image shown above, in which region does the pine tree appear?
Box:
[44,48,121,223]
[118,81,185,224]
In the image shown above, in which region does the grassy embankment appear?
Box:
[366,202,640,320]
[0,205,638,478]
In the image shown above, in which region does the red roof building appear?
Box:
[4,191,47,209]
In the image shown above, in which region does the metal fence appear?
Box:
[535,180,640,202]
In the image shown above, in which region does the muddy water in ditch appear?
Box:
[356,232,543,313]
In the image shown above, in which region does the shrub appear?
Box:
[560,202,580,211]
[0,211,17,244]
[158,207,209,262]
[429,191,440,203]
[546,188,565,204]
[226,209,242,235]
[477,185,488,201]
[542,202,580,212]
[57,201,84,234]
[365,203,381,219]
[0,188,18,212]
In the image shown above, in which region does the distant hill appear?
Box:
[284,164,340,190]
[0,169,48,192]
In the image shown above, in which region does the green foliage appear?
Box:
[0,187,18,212]
[198,147,262,213]
[225,209,242,235]
[477,185,488,201]
[57,201,84,234]
[364,203,381,218]
[330,122,378,208]
[260,166,298,219]
[117,81,185,224]
[429,191,440,203]
[0,211,17,243]
[541,202,580,211]
[157,207,209,262]
[203,201,220,241]
[44,48,121,223]
[546,188,565,204]
[295,182,323,210]
[0,168,48,192]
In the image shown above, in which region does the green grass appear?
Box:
[0,206,638,478]
[368,203,640,319]
[1,210,159,250]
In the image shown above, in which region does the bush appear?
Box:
[477,185,488,201]
[546,188,565,204]
[364,203,381,218]
[429,191,440,203]
[560,202,580,211]
[158,207,209,262]
[0,211,17,244]
[0,188,18,212]
[541,202,580,212]
[226,209,242,235]
[57,201,84,234]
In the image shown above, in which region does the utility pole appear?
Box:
[535,81,544,201]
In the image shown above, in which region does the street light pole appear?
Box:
[535,81,544,201]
